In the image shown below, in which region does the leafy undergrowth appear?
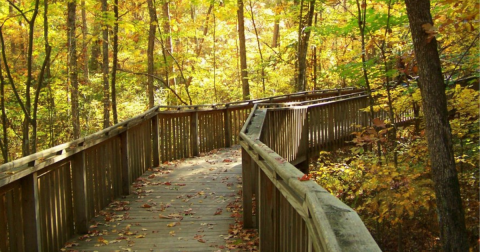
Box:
[310,124,479,251]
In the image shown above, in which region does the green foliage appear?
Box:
[312,86,479,250]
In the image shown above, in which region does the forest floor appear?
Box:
[63,146,258,252]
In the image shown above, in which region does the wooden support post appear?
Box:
[120,132,131,195]
[152,115,160,167]
[20,172,42,252]
[190,111,199,156]
[72,151,89,234]
[328,104,334,149]
[242,147,256,228]
[258,167,279,251]
[224,106,232,148]
[297,110,310,174]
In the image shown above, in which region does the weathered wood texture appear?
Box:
[64,147,243,252]
[240,90,413,251]
[0,88,363,252]
[240,91,416,251]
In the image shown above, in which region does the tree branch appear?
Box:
[116,68,188,105]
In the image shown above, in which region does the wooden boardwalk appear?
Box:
[63,147,244,252]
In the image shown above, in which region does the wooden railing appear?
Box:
[0,88,360,252]
[240,91,415,251]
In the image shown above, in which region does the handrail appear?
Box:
[240,95,382,251]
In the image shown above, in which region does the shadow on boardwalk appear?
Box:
[63,147,253,252]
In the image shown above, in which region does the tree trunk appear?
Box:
[248,0,266,96]
[0,58,8,162]
[111,0,119,124]
[81,0,89,83]
[296,0,315,92]
[101,0,110,129]
[147,0,156,108]
[213,12,218,102]
[404,0,468,251]
[68,0,80,139]
[272,0,281,48]
[162,1,175,94]
[44,0,55,147]
[237,0,250,100]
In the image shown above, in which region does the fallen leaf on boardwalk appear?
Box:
[164,182,172,186]
[198,239,206,243]
[175,183,186,186]
[223,158,233,162]
[184,208,194,215]
[158,214,172,219]
[97,237,109,245]
[169,231,176,236]
[64,242,79,248]
[141,204,152,208]
[214,208,223,215]
[135,234,146,238]
[167,222,177,227]
[148,174,155,179]
[298,174,312,181]
[168,213,183,219]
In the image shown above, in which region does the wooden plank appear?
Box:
[241,147,255,228]
[72,151,88,234]
[258,168,279,251]
[120,132,131,195]
[190,111,199,157]
[20,173,41,252]
[63,147,244,251]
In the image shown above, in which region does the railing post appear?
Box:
[328,104,335,149]
[258,162,279,251]
[190,110,199,156]
[120,132,131,195]
[241,146,257,228]
[152,115,160,167]
[297,110,310,174]
[72,150,88,234]
[224,106,232,148]
[20,172,42,252]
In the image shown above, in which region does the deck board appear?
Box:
[63,147,243,252]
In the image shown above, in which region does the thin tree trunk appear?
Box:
[101,0,110,129]
[147,0,156,108]
[68,0,80,139]
[44,0,55,147]
[378,0,397,167]
[0,59,8,162]
[162,0,175,98]
[355,0,381,161]
[81,0,89,83]
[237,0,250,100]
[213,12,217,102]
[7,0,41,155]
[296,0,315,92]
[404,0,468,250]
[272,0,281,48]
[313,12,317,90]
[111,0,119,124]
[248,0,266,96]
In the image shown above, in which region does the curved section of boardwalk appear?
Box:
[64,147,243,252]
